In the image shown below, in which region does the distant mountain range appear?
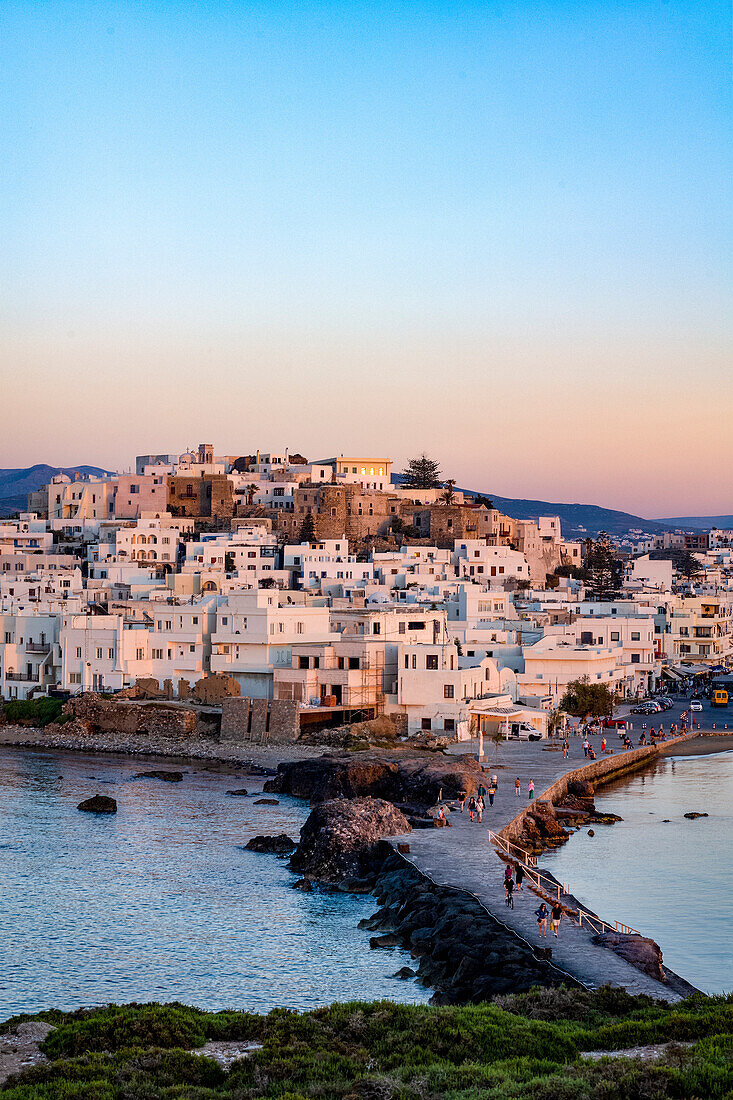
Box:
[1,463,727,538]
[479,493,668,538]
[656,514,733,530]
[0,464,113,517]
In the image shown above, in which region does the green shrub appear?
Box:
[2,698,63,728]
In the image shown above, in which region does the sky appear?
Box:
[1,1,731,518]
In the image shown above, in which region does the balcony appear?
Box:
[5,670,40,682]
[26,642,51,654]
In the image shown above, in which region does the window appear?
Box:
[372,622,381,635]
[408,621,426,631]
[444,718,455,732]
[426,654,439,670]
[152,648,163,660]
[70,672,81,684]
[108,648,113,659]
[398,622,406,635]
[75,647,82,658]
[421,718,432,730]
[221,617,228,626]
[631,653,640,664]
[443,684,454,699]
[96,647,103,659]
[611,631,620,641]
[631,632,640,641]
[136,648,144,660]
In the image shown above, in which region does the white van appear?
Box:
[507,723,541,742]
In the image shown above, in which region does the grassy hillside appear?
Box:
[2,987,731,1098]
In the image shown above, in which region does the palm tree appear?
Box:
[441,479,456,505]
[245,484,258,506]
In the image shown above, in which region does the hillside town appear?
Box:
[1,443,732,741]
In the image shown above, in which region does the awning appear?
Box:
[678,663,709,676]
[661,667,683,681]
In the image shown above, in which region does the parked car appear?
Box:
[631,702,662,715]
[690,700,703,712]
[654,697,674,710]
[602,717,627,729]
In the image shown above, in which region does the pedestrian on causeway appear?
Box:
[551,902,563,937]
[515,777,521,797]
[528,780,535,800]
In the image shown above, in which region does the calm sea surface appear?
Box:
[0,747,429,1020]
[543,748,733,995]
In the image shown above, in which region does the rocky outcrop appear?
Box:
[683,812,709,820]
[593,933,667,983]
[289,797,410,883]
[264,752,485,806]
[77,795,117,814]
[226,788,248,796]
[245,834,297,855]
[513,801,570,854]
[134,770,184,782]
[360,850,575,1003]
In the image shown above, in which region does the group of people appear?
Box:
[502,864,563,936]
[457,776,500,819]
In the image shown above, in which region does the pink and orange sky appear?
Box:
[2,2,731,518]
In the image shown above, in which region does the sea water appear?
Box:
[0,747,429,1019]
[543,748,733,994]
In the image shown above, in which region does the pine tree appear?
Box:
[299,512,316,543]
[400,454,442,489]
[582,533,623,599]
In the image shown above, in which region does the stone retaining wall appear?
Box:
[221,697,299,743]
[500,733,694,847]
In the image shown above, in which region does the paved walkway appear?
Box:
[389,733,689,999]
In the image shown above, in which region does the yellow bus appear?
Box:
[712,689,729,708]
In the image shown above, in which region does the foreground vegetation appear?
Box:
[2,987,731,1099]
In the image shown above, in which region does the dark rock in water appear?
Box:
[135,770,183,782]
[683,812,709,820]
[245,833,296,854]
[663,819,671,823]
[587,829,595,837]
[226,788,248,797]
[292,878,313,891]
[370,933,402,948]
[289,797,410,883]
[264,752,486,806]
[392,966,416,979]
[593,932,667,982]
[78,795,117,814]
[254,798,279,805]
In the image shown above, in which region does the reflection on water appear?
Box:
[0,748,429,1018]
[544,749,733,994]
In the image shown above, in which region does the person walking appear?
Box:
[476,795,485,823]
[536,903,548,937]
[563,739,569,759]
[528,780,535,800]
[488,783,495,807]
[491,773,498,792]
[457,790,466,812]
[515,863,525,892]
[504,876,514,909]
[601,736,607,753]
[551,902,563,937]
[582,737,590,758]
[467,795,477,822]
[478,782,486,798]
[515,777,521,797]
